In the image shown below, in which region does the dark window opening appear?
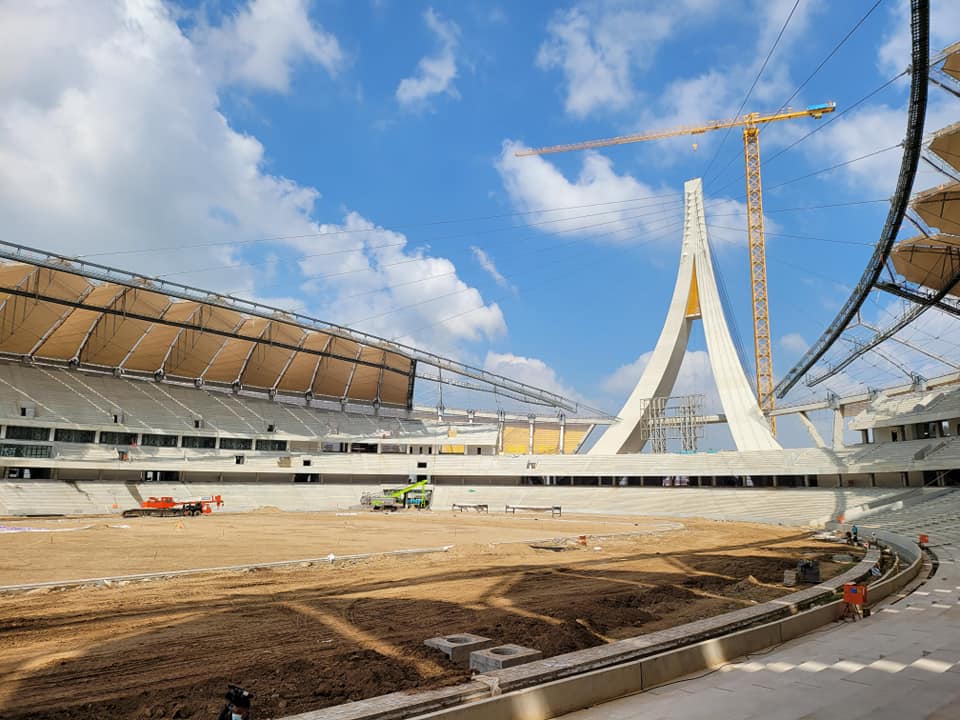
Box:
[99,431,138,446]
[142,434,178,447]
[54,429,96,443]
[0,443,52,458]
[6,426,51,441]
[220,437,253,450]
[255,439,287,452]
[182,435,216,449]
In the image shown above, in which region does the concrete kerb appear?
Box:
[281,532,926,720]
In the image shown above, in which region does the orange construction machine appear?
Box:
[122,495,224,518]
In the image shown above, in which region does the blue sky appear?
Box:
[1,0,959,447]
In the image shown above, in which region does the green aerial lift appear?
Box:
[360,477,433,511]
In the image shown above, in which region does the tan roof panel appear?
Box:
[34,284,124,360]
[313,337,357,398]
[943,41,960,82]
[240,321,303,389]
[82,288,172,367]
[929,121,960,172]
[122,301,200,373]
[276,332,330,393]
[912,182,960,235]
[0,261,415,406]
[891,234,960,297]
[203,317,267,383]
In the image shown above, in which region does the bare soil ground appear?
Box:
[0,511,861,720]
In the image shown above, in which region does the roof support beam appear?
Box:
[775,0,929,398]
[807,263,960,387]
[875,280,960,318]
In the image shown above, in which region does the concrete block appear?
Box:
[470,644,543,673]
[425,634,497,666]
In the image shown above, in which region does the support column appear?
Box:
[833,410,844,449]
[558,413,566,455]
[798,411,827,448]
[527,414,535,455]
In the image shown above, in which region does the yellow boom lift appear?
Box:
[360,476,432,511]
[518,102,836,434]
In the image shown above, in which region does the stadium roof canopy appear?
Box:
[891,233,960,298]
[911,182,960,236]
[929,121,960,172]
[942,41,960,83]
[0,242,590,414]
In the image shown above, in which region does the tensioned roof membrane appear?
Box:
[911,182,960,236]
[929,121,960,173]
[943,41,960,83]
[891,233,960,298]
[0,261,415,406]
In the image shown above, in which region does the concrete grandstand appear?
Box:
[3,3,960,720]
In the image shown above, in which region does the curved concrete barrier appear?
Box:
[281,534,923,720]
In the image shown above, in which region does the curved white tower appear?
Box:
[591,178,780,454]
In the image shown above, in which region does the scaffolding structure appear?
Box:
[641,394,706,454]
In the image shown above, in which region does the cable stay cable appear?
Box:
[149,200,686,281]
[391,220,686,341]
[350,217,685,327]
[701,0,801,182]
[75,194,685,260]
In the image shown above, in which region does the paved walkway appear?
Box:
[562,524,960,720]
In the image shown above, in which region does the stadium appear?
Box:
[2,1,960,719]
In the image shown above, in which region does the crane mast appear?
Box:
[518,102,836,434]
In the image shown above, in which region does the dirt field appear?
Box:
[0,511,861,720]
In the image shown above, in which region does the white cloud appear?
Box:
[780,332,809,354]
[802,95,960,196]
[194,0,343,92]
[291,213,506,351]
[484,351,583,401]
[497,140,761,248]
[535,6,651,117]
[470,246,513,290]
[0,0,501,361]
[631,1,824,149]
[535,0,815,121]
[496,140,681,244]
[878,0,960,78]
[602,350,722,412]
[396,8,460,108]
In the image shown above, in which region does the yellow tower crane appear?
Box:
[517,102,836,434]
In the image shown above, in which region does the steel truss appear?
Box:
[775,0,930,398]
